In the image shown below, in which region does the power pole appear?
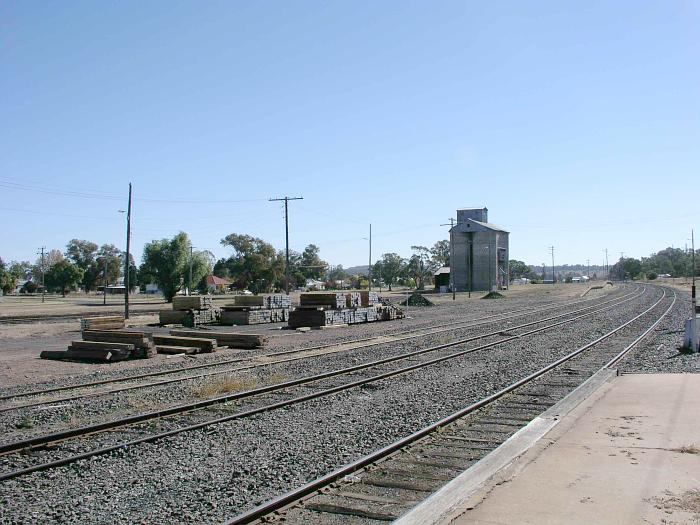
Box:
[38,246,46,303]
[691,229,697,352]
[368,224,372,291]
[586,259,590,279]
[269,196,303,294]
[549,246,555,284]
[102,259,107,305]
[620,252,625,281]
[188,244,194,296]
[124,183,132,320]
[604,248,609,278]
[440,218,456,300]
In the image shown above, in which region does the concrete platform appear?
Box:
[397,374,700,525]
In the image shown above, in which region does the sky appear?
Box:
[1,1,699,269]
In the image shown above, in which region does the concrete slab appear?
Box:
[439,374,700,525]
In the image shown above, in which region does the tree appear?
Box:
[373,253,406,291]
[97,244,122,288]
[0,258,12,295]
[408,246,434,289]
[33,249,63,285]
[45,260,84,297]
[139,232,209,301]
[217,233,285,291]
[430,240,450,268]
[299,244,326,279]
[65,239,98,291]
[509,260,535,281]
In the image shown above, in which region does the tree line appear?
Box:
[610,247,699,281]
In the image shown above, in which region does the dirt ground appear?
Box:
[0,283,610,389]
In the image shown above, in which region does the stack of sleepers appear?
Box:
[40,329,156,362]
[153,335,217,355]
[170,329,266,349]
[220,294,290,325]
[159,295,220,327]
[288,292,403,328]
[80,315,125,330]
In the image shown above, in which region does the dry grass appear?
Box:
[193,375,259,398]
[672,444,700,455]
[266,372,288,384]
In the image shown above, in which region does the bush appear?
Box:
[647,272,657,281]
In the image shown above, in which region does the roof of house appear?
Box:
[434,266,451,276]
[206,275,232,286]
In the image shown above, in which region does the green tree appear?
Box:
[96,244,122,288]
[430,240,450,268]
[139,232,208,301]
[509,260,535,281]
[373,253,406,291]
[408,246,433,289]
[45,260,84,296]
[0,258,12,295]
[217,233,285,291]
[65,239,98,291]
[299,244,326,279]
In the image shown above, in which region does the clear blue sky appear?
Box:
[1,1,698,269]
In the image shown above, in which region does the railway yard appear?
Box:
[0,284,697,524]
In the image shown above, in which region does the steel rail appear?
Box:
[0,285,635,406]
[0,286,645,453]
[0,286,654,480]
[605,288,677,368]
[220,287,670,525]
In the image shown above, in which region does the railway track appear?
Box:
[221,286,676,525]
[0,285,635,412]
[0,284,652,483]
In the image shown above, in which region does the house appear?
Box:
[434,267,450,292]
[305,278,326,291]
[206,275,232,294]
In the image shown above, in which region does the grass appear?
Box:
[193,374,259,398]
[15,416,34,429]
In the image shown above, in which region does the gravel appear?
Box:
[1,284,695,524]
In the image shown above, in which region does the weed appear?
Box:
[193,375,259,398]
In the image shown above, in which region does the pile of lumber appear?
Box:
[299,292,348,309]
[219,294,290,325]
[170,329,266,349]
[40,329,156,362]
[159,295,220,327]
[152,334,218,355]
[80,315,125,330]
[289,292,404,328]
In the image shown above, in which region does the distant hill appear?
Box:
[344,265,369,276]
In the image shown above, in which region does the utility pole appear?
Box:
[549,246,555,284]
[587,259,590,279]
[620,252,625,281]
[269,196,303,294]
[604,248,609,278]
[38,247,46,303]
[368,224,372,291]
[440,218,456,300]
[691,229,697,353]
[488,244,493,291]
[188,244,194,296]
[124,183,132,320]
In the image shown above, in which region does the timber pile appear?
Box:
[153,335,217,353]
[160,295,220,327]
[288,292,404,328]
[170,329,265,349]
[41,329,156,362]
[219,294,290,325]
[299,292,347,309]
[82,330,156,358]
[80,316,125,330]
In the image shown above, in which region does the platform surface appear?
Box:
[451,373,700,525]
